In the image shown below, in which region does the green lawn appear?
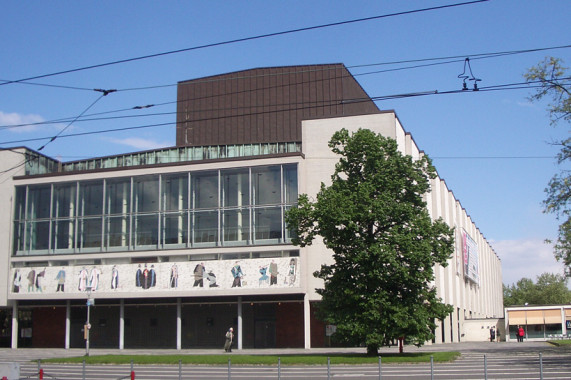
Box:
[43,351,460,365]
[547,339,571,346]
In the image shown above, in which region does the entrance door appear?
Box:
[254,320,276,348]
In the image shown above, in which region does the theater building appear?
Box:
[0,64,503,349]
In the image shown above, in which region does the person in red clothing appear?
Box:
[518,326,525,342]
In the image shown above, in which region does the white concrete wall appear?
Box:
[0,149,28,307]
[300,112,504,342]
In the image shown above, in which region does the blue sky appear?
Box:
[1,0,570,286]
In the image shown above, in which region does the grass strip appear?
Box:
[547,339,571,346]
[43,351,460,365]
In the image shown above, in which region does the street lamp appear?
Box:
[85,286,93,356]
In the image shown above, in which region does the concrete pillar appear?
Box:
[304,294,311,349]
[177,297,182,350]
[237,296,243,350]
[119,299,124,350]
[65,300,70,349]
[11,301,18,349]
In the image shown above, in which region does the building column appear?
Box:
[119,299,124,350]
[562,307,567,336]
[304,294,311,349]
[65,300,70,349]
[11,301,18,349]
[177,297,182,350]
[237,296,243,350]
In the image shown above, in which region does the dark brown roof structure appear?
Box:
[176,64,380,147]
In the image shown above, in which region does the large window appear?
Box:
[13,164,298,255]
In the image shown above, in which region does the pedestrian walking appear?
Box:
[224,327,234,352]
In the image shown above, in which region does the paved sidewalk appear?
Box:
[0,341,565,362]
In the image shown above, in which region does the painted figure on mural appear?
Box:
[170,264,178,288]
[35,268,45,292]
[89,266,101,291]
[269,260,278,285]
[231,262,243,288]
[55,268,66,292]
[136,264,143,287]
[111,265,119,289]
[149,265,156,288]
[78,267,88,292]
[193,262,205,287]
[206,270,218,287]
[12,269,21,293]
[27,269,36,292]
[142,264,150,289]
[287,258,297,286]
[259,266,269,285]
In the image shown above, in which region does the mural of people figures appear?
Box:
[12,269,21,293]
[55,268,66,292]
[269,260,278,285]
[136,264,143,287]
[259,266,269,286]
[193,262,205,287]
[170,264,178,288]
[140,264,156,289]
[206,269,218,287]
[89,266,101,291]
[231,261,243,288]
[78,267,88,291]
[27,269,36,292]
[111,266,119,289]
[288,258,297,286]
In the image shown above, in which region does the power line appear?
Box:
[0,79,552,147]
[0,1,490,87]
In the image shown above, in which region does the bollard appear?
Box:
[484,354,487,380]
[378,356,382,380]
[131,359,135,380]
[430,355,434,380]
[278,357,281,380]
[2,376,7,380]
[39,368,44,380]
[539,352,543,380]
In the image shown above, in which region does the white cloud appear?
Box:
[490,238,566,286]
[0,111,45,133]
[104,137,171,151]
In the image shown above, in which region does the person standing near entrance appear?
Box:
[490,326,496,342]
[224,327,234,352]
[518,326,525,342]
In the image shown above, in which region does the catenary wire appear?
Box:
[0,0,490,87]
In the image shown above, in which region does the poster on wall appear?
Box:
[462,229,479,285]
[9,256,300,296]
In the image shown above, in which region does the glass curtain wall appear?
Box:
[12,164,298,256]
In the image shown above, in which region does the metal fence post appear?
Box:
[484,354,487,380]
[179,359,182,380]
[378,356,382,380]
[278,357,281,380]
[131,359,135,380]
[430,355,434,380]
[82,359,86,380]
[327,357,331,380]
[228,358,231,380]
[539,352,543,380]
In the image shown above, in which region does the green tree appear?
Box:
[503,272,571,307]
[524,57,571,275]
[286,128,454,355]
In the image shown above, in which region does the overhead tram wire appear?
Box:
[0,79,557,147]
[0,0,490,87]
[2,43,569,131]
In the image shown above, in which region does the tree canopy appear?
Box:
[503,272,571,307]
[524,57,571,275]
[286,128,454,355]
